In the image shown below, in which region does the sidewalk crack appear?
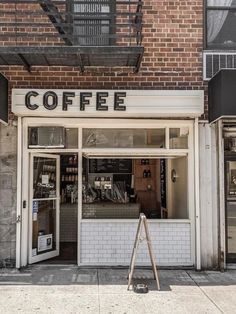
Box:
[97,269,101,314]
[186,271,224,314]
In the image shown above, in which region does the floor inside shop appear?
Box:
[45,153,78,264]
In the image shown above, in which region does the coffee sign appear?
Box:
[12,89,204,118]
[25,90,126,111]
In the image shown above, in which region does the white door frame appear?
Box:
[28,153,60,264]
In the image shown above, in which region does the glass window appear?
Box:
[28,127,78,149]
[169,128,188,149]
[82,157,188,220]
[67,1,115,46]
[82,128,165,148]
[33,157,57,199]
[65,128,78,149]
[206,0,236,49]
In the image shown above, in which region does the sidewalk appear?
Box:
[0,266,236,313]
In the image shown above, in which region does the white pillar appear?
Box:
[195,118,201,270]
[16,117,22,268]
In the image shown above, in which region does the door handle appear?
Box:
[228,236,233,239]
[16,215,21,223]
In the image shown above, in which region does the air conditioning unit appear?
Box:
[203,52,236,81]
[28,126,65,148]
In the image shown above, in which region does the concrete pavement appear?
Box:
[0,266,236,313]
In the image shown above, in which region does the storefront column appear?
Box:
[195,118,201,270]
[217,120,226,269]
[16,117,22,268]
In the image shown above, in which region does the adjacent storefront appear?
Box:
[208,69,236,268]
[12,89,204,268]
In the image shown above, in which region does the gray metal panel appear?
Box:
[209,69,236,123]
[0,73,8,124]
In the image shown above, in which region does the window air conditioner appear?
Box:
[28,126,65,148]
[203,52,236,81]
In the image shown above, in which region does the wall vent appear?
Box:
[203,52,236,81]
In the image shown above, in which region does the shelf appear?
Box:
[62,181,78,183]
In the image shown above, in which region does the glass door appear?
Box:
[226,160,236,263]
[29,153,60,264]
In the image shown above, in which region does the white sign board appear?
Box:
[42,175,49,185]
[12,89,204,118]
[38,234,53,252]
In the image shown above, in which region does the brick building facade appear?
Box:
[0,1,218,269]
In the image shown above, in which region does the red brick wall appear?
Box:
[0,1,207,120]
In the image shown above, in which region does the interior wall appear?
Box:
[60,154,78,243]
[167,157,188,219]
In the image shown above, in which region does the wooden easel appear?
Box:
[127,213,160,290]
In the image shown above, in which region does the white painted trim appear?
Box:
[194,118,201,270]
[81,219,191,223]
[218,120,226,269]
[79,262,194,267]
[27,149,79,153]
[82,149,188,158]
[22,117,195,128]
[187,121,196,267]
[77,127,82,265]
[16,117,22,269]
[21,118,29,266]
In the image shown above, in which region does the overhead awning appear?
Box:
[0,73,8,125]
[209,69,236,123]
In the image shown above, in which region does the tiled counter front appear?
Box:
[80,221,193,266]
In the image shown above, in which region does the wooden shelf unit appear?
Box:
[133,159,161,218]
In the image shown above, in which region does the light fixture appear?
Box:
[171,169,178,182]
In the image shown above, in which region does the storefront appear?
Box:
[12,89,204,268]
[208,69,236,268]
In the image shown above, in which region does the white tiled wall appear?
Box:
[80,221,192,266]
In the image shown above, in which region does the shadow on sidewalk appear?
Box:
[1,266,236,292]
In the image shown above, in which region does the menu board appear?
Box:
[89,159,132,174]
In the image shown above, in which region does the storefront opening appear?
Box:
[82,157,188,220]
